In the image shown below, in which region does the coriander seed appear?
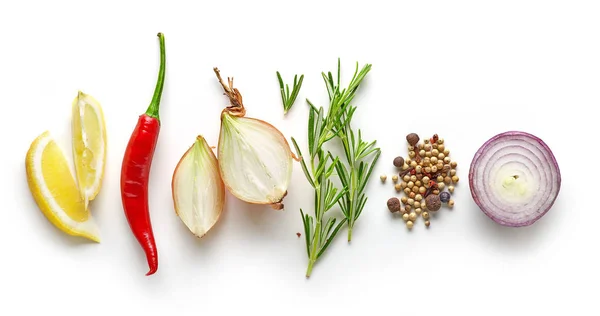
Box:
[407,181,414,189]
[415,207,422,214]
[437,138,444,145]
[448,200,455,207]
[412,186,419,193]
[422,176,430,183]
[419,149,426,157]
[433,189,440,195]
[408,198,414,205]
[452,175,459,183]
[419,186,426,194]
[415,165,422,173]
[438,144,445,152]
[431,166,438,173]
[437,175,444,182]
[448,185,455,193]
[415,194,423,201]
[406,221,414,229]
[392,175,399,183]
[410,161,418,168]
[409,192,416,199]
[410,175,417,182]
[380,174,387,182]
[450,169,456,176]
[405,205,412,212]
[415,180,422,187]
[432,149,439,156]
[437,182,445,190]
[425,152,432,157]
[438,153,445,160]
[451,161,457,168]
[403,175,411,182]
[443,164,451,173]
[425,220,431,227]
[402,213,409,221]
[401,182,407,189]
[414,201,421,209]
[443,157,451,164]
[423,157,431,165]
[443,149,450,156]
[395,184,402,191]
[422,211,430,220]
[409,151,416,158]
[424,166,432,173]
[430,157,438,164]
[404,188,411,195]
[408,145,415,151]
[424,144,432,151]
[387,197,401,213]
[444,176,452,184]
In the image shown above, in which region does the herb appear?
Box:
[276,71,304,115]
[291,59,379,278]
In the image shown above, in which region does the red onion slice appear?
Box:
[469,131,561,227]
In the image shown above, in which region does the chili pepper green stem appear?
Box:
[145,32,166,120]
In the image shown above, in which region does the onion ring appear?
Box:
[469,131,561,227]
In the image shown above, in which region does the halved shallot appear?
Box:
[172,136,225,238]
[213,68,295,210]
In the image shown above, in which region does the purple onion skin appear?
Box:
[468,131,561,227]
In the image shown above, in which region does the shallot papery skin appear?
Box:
[469,131,561,227]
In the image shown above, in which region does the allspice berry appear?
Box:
[393,156,405,168]
[425,194,441,212]
[387,197,401,213]
[406,133,420,146]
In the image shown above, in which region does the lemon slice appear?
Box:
[71,91,107,208]
[25,131,100,242]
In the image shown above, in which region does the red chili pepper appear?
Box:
[120,33,166,276]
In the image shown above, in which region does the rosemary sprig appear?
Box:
[323,60,381,241]
[276,71,304,115]
[292,59,377,278]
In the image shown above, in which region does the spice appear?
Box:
[406,133,419,146]
[120,33,166,276]
[392,175,399,183]
[425,194,441,212]
[387,132,459,229]
[439,192,451,203]
[387,197,401,213]
[406,221,414,229]
[380,174,387,182]
[393,156,405,168]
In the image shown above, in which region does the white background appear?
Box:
[1,0,597,315]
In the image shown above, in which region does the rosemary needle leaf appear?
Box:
[276,71,304,115]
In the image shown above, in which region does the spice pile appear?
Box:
[383,133,459,229]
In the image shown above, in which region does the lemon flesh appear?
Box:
[71,91,106,207]
[26,131,100,242]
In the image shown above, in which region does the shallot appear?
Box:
[213,68,295,210]
[172,136,225,238]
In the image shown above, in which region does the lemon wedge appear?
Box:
[25,131,100,242]
[71,91,107,208]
